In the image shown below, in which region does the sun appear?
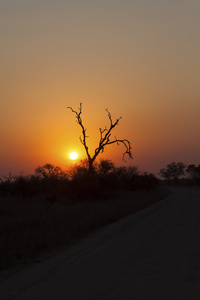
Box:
[69,152,78,160]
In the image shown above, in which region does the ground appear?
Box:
[0,187,200,300]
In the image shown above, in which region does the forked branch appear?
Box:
[0,173,14,184]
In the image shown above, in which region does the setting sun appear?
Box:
[69,152,78,160]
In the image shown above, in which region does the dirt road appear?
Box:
[0,187,200,299]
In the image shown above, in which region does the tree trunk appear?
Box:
[88,159,95,174]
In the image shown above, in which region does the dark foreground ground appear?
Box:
[0,187,200,300]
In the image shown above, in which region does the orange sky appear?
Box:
[1,0,200,176]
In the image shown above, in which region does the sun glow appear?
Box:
[69,152,78,160]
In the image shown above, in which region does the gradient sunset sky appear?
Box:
[1,0,200,176]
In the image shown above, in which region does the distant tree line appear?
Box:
[1,160,199,201]
[0,160,158,201]
[159,162,200,185]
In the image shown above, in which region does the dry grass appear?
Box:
[0,187,169,271]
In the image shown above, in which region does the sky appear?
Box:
[1,0,200,176]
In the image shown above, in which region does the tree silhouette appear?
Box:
[159,162,186,181]
[35,163,66,179]
[67,103,133,172]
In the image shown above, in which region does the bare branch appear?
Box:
[94,108,132,161]
[0,173,14,184]
[106,138,133,161]
[67,103,91,160]
[105,108,122,128]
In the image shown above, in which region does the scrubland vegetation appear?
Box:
[0,160,165,271]
[1,159,199,271]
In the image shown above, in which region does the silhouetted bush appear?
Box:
[69,169,116,202]
[185,164,200,186]
[12,175,41,200]
[11,164,70,202]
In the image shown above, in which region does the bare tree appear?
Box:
[67,103,133,172]
[0,173,14,184]
[35,163,67,179]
